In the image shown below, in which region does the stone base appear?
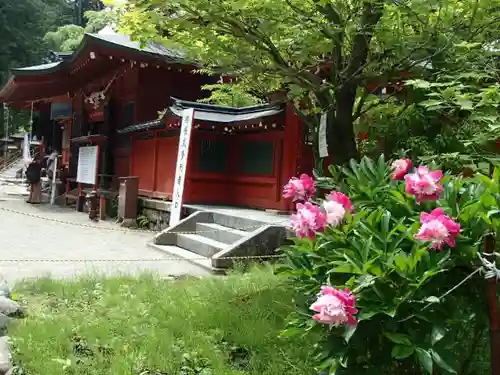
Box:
[120,218,138,229]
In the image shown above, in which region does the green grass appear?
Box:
[10,267,317,375]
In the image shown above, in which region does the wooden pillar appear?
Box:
[152,131,158,192]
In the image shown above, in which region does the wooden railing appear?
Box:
[0,151,22,173]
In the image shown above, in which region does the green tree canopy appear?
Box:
[118,0,500,164]
[44,8,120,52]
[0,0,77,84]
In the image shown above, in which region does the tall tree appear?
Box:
[77,0,105,26]
[118,0,500,164]
[0,0,48,84]
[44,8,120,52]
[0,0,78,84]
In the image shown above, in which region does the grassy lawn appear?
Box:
[10,267,317,375]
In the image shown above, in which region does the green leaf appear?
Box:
[380,210,391,239]
[392,345,414,359]
[431,326,446,345]
[454,97,474,110]
[357,310,378,321]
[430,349,457,373]
[279,327,304,338]
[394,254,408,272]
[384,332,412,346]
[425,296,440,304]
[421,99,445,108]
[342,325,357,343]
[415,348,433,374]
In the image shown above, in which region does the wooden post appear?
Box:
[99,195,106,220]
[485,235,500,375]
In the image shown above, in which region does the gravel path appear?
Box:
[0,163,209,282]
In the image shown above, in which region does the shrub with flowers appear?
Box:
[278,156,497,375]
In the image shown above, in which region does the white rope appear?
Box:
[3,103,8,158]
[479,252,500,280]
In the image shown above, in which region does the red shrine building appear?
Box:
[0,29,312,212]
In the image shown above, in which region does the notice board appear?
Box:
[76,145,99,185]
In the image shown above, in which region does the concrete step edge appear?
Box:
[176,233,228,250]
[196,222,249,236]
[147,242,224,273]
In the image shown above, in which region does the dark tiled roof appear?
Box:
[89,33,184,62]
[10,32,186,76]
[116,119,164,134]
[116,98,284,135]
[169,97,283,123]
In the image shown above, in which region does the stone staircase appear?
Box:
[148,210,289,272]
[0,156,25,184]
[0,157,28,199]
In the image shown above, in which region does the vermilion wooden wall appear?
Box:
[184,130,285,209]
[128,103,307,211]
[130,134,178,197]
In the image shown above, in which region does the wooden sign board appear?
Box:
[169,108,195,227]
[76,145,99,185]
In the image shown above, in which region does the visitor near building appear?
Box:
[26,154,42,204]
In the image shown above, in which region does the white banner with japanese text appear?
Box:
[169,108,195,227]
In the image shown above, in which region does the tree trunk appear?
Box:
[322,84,359,165]
[321,0,384,165]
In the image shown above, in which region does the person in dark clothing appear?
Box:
[26,155,42,204]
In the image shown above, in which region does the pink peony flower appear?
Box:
[283,174,316,202]
[415,208,461,250]
[326,191,354,213]
[290,202,326,239]
[323,200,346,227]
[310,286,358,326]
[391,158,412,180]
[404,166,443,203]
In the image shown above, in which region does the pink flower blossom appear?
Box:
[391,158,412,180]
[323,200,346,227]
[282,174,316,202]
[415,208,461,250]
[326,191,354,213]
[404,166,443,203]
[310,286,358,326]
[290,202,326,239]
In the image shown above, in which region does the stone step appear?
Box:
[212,213,264,233]
[195,222,247,245]
[0,178,24,184]
[176,233,228,258]
[147,243,218,273]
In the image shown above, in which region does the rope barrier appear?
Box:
[0,254,286,263]
[0,205,290,235]
[479,252,500,280]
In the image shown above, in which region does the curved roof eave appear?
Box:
[80,32,188,64]
[9,32,190,78]
[10,61,64,76]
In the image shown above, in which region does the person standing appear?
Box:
[26,155,42,204]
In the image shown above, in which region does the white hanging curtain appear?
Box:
[23,133,31,164]
[23,102,34,165]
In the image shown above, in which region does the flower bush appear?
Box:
[278,156,498,375]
